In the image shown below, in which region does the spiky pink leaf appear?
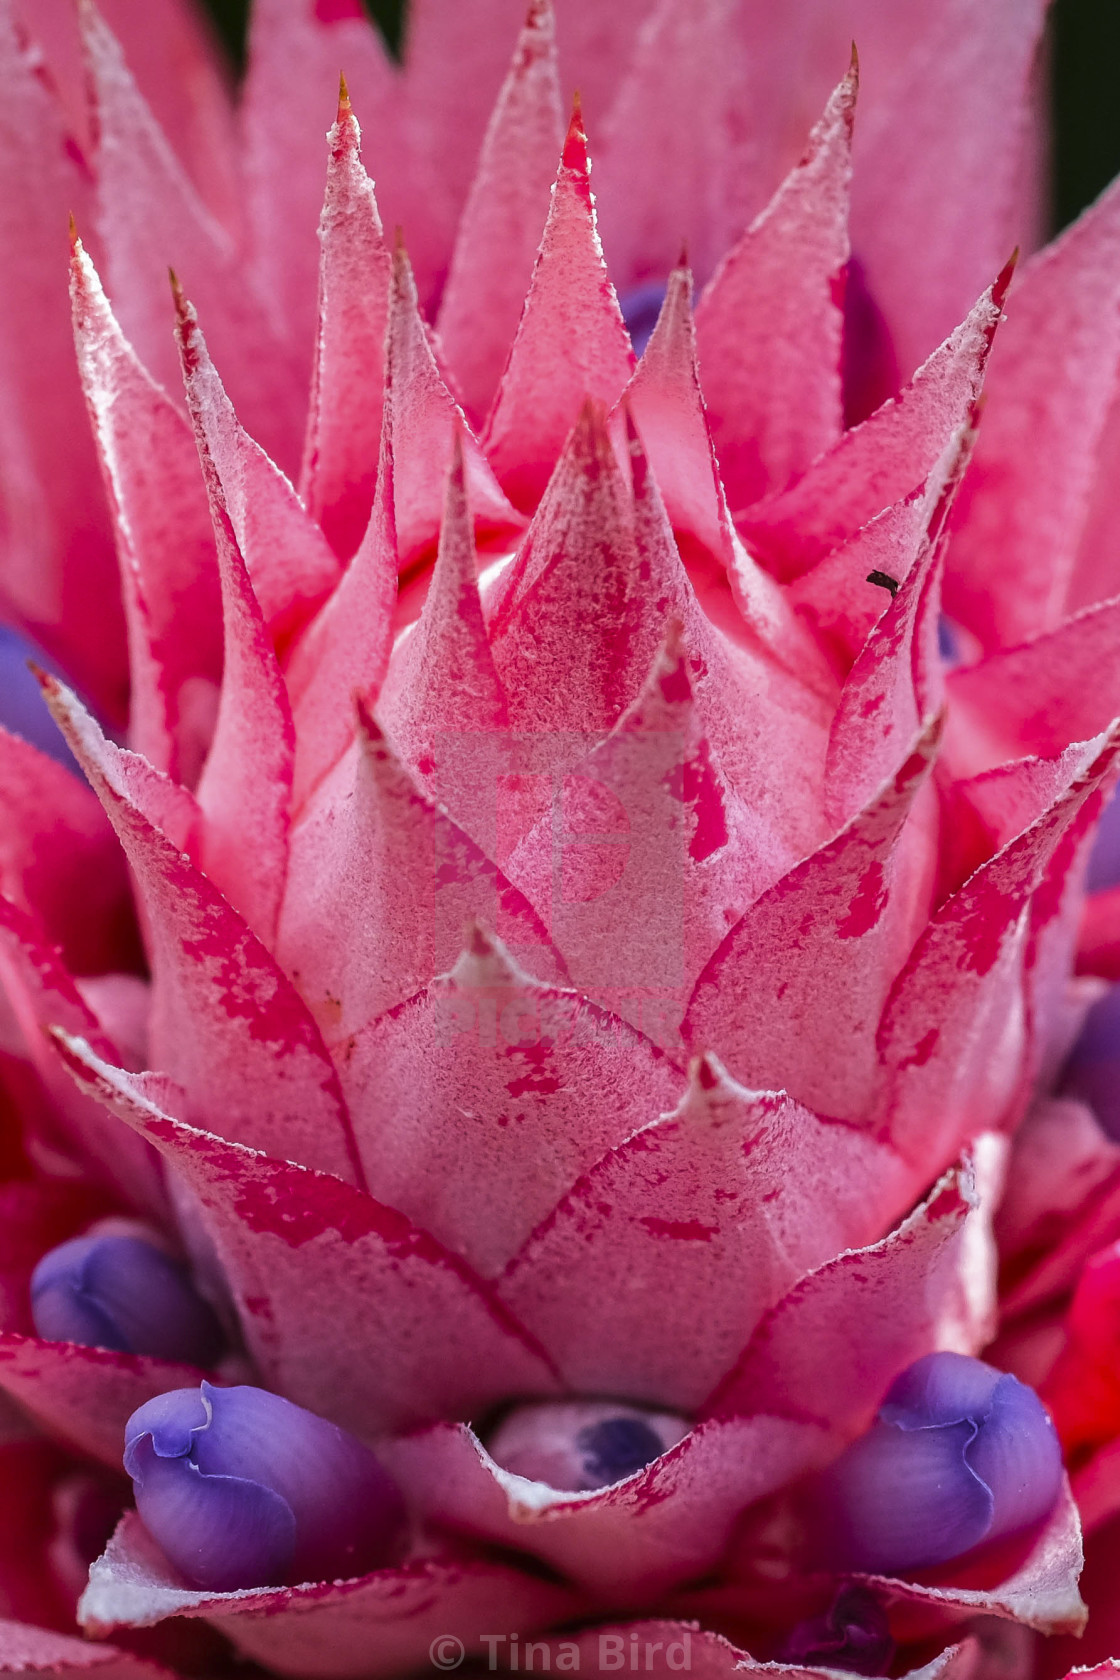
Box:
[378,434,508,820]
[436,0,564,423]
[708,1165,977,1426]
[188,493,293,948]
[878,730,1120,1168]
[850,0,1047,383]
[500,1055,907,1407]
[339,927,683,1277]
[46,681,360,1184]
[55,1035,561,1434]
[619,266,735,572]
[686,726,939,1122]
[83,1,304,473]
[739,269,1009,578]
[241,0,399,383]
[387,245,522,566]
[823,534,944,823]
[70,241,222,788]
[172,298,299,943]
[279,708,564,1040]
[0,894,165,1215]
[482,106,635,510]
[175,289,340,650]
[299,81,392,561]
[394,0,524,302]
[488,405,669,743]
[694,60,854,509]
[0,725,132,977]
[942,745,1100,897]
[285,431,398,811]
[621,422,834,858]
[945,597,1120,780]
[946,176,1120,650]
[594,0,755,290]
[503,626,782,1029]
[788,486,930,679]
[0,7,123,718]
[19,0,238,224]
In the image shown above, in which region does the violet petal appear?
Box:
[125,1383,405,1590]
[816,1353,1061,1575]
[31,1235,225,1366]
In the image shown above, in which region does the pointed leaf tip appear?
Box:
[691,1053,721,1092]
[994,250,1020,308]
[353,689,385,749]
[338,70,351,113]
[465,919,494,958]
[562,96,587,170]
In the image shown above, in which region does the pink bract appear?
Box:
[1,1,1119,1677]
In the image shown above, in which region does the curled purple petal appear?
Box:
[1060,982,1120,1139]
[485,1400,690,1491]
[619,281,668,357]
[126,1432,296,1591]
[124,1383,405,1590]
[815,1352,1062,1575]
[777,1585,895,1676]
[31,1235,225,1366]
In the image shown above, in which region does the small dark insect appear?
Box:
[865,569,900,597]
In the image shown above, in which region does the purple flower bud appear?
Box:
[124,1383,405,1591]
[31,1235,225,1366]
[777,1586,894,1677]
[1060,982,1120,1139]
[816,1353,1063,1576]
[486,1400,689,1492]
[619,281,668,357]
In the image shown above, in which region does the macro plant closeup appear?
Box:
[5,0,1120,1677]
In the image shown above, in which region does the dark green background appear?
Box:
[198,0,1120,234]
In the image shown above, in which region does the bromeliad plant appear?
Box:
[3,0,1120,1676]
